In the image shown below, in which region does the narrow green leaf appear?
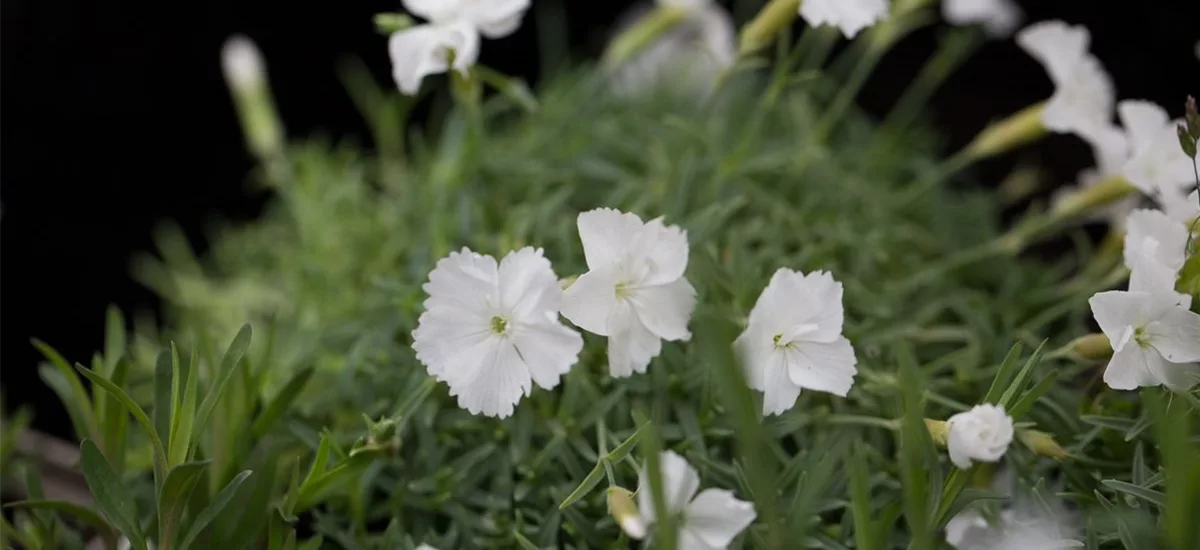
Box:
[638,410,676,550]
[1007,370,1056,420]
[1147,389,1200,549]
[997,340,1046,409]
[221,446,279,550]
[556,461,606,510]
[280,460,301,523]
[848,441,877,550]
[169,348,200,466]
[158,461,210,550]
[896,351,935,550]
[38,365,94,451]
[3,500,117,549]
[79,440,147,550]
[76,365,168,487]
[1102,480,1165,507]
[605,421,649,463]
[190,324,252,459]
[296,535,324,550]
[102,305,126,376]
[251,367,315,438]
[153,351,174,455]
[178,470,253,550]
[1079,415,1136,432]
[981,342,1023,404]
[33,340,99,441]
[513,530,541,550]
[295,454,378,512]
[301,434,332,490]
[100,358,131,472]
[1124,413,1154,442]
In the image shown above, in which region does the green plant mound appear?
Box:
[125,69,1110,547]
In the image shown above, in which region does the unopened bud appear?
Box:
[374,13,415,35]
[738,0,801,56]
[607,487,647,540]
[924,419,949,447]
[221,35,284,160]
[1018,430,1069,460]
[1070,333,1113,360]
[1186,95,1200,139]
[1178,123,1197,159]
[1049,175,1137,219]
[603,5,687,69]
[964,103,1049,162]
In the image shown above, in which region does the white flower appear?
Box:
[1160,189,1199,225]
[1051,124,1135,227]
[221,35,265,90]
[1089,289,1200,390]
[388,0,529,95]
[610,0,736,97]
[942,0,1022,38]
[412,247,583,418]
[561,208,696,377]
[1123,208,1188,295]
[415,546,440,550]
[799,0,889,39]
[946,504,1082,550]
[636,450,757,549]
[734,268,858,415]
[1118,100,1197,196]
[1016,21,1114,139]
[946,404,1014,469]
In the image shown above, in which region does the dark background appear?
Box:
[3,0,1198,437]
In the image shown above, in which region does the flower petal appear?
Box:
[577,208,646,271]
[1102,342,1162,391]
[1124,209,1188,272]
[785,337,858,397]
[1088,291,1151,344]
[628,278,696,341]
[1118,100,1170,149]
[676,530,720,550]
[449,339,530,418]
[638,450,700,522]
[498,247,560,321]
[799,0,889,38]
[1041,55,1114,138]
[630,217,690,286]
[733,326,773,391]
[761,352,801,416]
[1016,21,1090,84]
[561,269,619,336]
[388,25,453,95]
[463,0,530,38]
[606,301,663,377]
[510,320,583,390]
[1147,307,1200,364]
[746,268,845,341]
[683,489,757,548]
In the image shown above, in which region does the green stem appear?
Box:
[824,414,900,431]
[875,27,981,149]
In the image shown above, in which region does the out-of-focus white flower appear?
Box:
[388,0,529,95]
[946,404,1014,469]
[561,208,696,377]
[799,0,889,39]
[1016,21,1114,139]
[946,477,1083,550]
[636,451,757,548]
[610,0,736,97]
[1160,189,1199,224]
[221,35,266,90]
[734,268,858,415]
[942,0,1022,38]
[1052,124,1136,227]
[412,247,583,418]
[415,545,440,550]
[1118,100,1197,196]
[1123,208,1188,294]
[1090,288,1200,390]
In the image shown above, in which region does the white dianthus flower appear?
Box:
[946,404,1014,469]
[388,0,529,94]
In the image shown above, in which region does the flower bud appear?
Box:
[1178,122,1197,159]
[1069,333,1113,360]
[924,418,949,447]
[1186,95,1200,139]
[607,487,647,540]
[1049,175,1137,219]
[374,12,416,35]
[1017,430,1070,460]
[738,0,801,56]
[963,103,1048,162]
[221,35,284,160]
[603,5,687,68]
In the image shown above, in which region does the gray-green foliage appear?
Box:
[8,54,1199,550]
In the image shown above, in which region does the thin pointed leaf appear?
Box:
[159,461,210,549]
[76,365,168,486]
[557,461,606,510]
[982,343,1023,404]
[153,351,174,455]
[251,367,314,438]
[33,340,99,441]
[169,347,200,466]
[178,470,253,550]
[998,341,1046,409]
[191,324,252,459]
[1007,370,1056,420]
[80,440,146,550]
[1102,480,1164,507]
[3,500,117,550]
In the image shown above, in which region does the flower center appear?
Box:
[772,333,790,349]
[614,281,633,299]
[1132,326,1149,347]
[490,316,509,335]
